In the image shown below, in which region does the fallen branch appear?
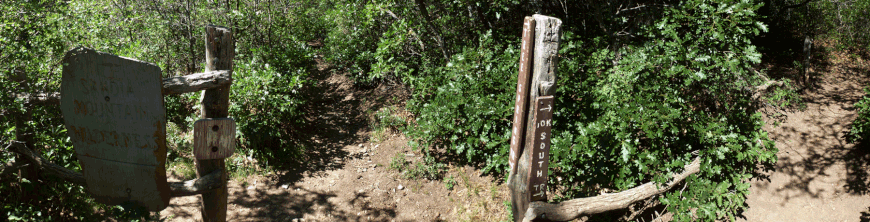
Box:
[4,141,223,197]
[6,141,86,185]
[522,156,701,222]
[14,70,232,106]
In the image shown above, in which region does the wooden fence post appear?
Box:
[197,25,234,222]
[509,14,561,222]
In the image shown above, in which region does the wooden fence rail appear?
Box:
[12,69,232,106]
[3,141,225,197]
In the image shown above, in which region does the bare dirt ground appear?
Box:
[158,58,510,221]
[740,44,870,221]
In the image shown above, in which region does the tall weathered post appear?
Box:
[509,14,561,222]
[197,25,234,222]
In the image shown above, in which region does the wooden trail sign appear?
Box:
[509,14,562,222]
[509,17,536,176]
[60,47,170,211]
[529,96,553,202]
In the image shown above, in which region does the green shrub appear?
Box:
[404,32,516,174]
[848,87,870,143]
[320,0,527,84]
[557,1,777,220]
[389,152,446,180]
[229,50,309,166]
[371,106,406,142]
[403,0,778,220]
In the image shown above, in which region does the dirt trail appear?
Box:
[740,52,870,221]
[158,58,509,221]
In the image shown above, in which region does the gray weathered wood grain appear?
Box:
[510,14,561,222]
[193,118,236,160]
[60,47,170,211]
[531,14,561,96]
[522,157,701,222]
[162,70,232,95]
[15,70,232,106]
[197,24,234,222]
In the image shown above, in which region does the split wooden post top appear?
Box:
[59,47,171,211]
[509,14,562,222]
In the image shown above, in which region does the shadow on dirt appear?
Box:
[862,206,870,222]
[223,185,396,221]
[751,57,870,208]
[223,57,410,220]
[842,140,870,195]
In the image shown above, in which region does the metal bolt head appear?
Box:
[104,96,110,102]
[212,125,219,132]
[211,146,218,152]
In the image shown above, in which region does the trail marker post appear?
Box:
[508,14,562,222]
[196,24,235,222]
[52,24,236,221]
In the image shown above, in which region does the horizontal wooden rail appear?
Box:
[3,141,224,197]
[521,155,701,222]
[13,70,231,105]
[162,70,232,95]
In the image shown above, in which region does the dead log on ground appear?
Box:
[522,156,701,222]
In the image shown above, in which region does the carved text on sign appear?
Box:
[60,47,170,211]
[509,17,536,172]
[528,96,553,201]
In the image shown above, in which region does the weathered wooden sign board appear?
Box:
[509,17,536,174]
[60,47,170,211]
[193,118,236,160]
[509,14,561,222]
[528,96,553,201]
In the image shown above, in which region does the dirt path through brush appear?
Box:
[740,52,870,221]
[157,57,510,221]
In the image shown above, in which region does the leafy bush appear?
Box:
[389,153,446,180]
[320,0,527,83]
[404,32,517,174]
[762,0,870,51]
[403,0,778,220]
[229,51,309,165]
[370,106,407,142]
[848,87,870,143]
[556,1,778,220]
